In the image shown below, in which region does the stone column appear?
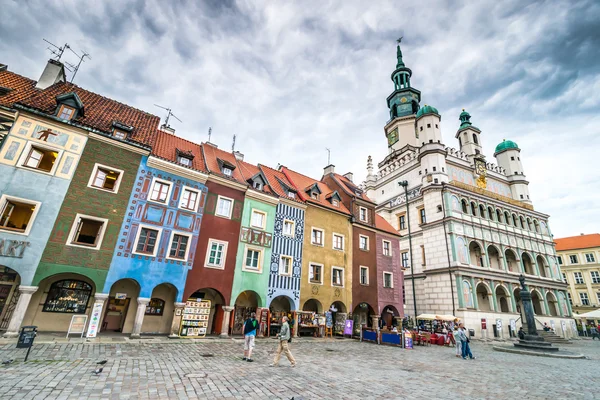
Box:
[293,313,299,337]
[89,293,109,336]
[168,302,186,338]
[220,306,234,338]
[3,286,38,338]
[130,297,150,339]
[371,315,380,330]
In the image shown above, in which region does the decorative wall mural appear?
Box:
[462,280,474,308]
[456,237,468,264]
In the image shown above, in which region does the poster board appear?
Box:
[67,315,88,338]
[179,299,211,338]
[86,302,104,338]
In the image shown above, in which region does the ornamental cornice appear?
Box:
[147,156,208,184]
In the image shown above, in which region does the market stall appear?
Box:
[297,311,319,337]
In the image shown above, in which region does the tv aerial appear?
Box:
[154,104,182,127]
[43,39,70,61]
[65,48,91,83]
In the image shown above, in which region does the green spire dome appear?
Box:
[494,139,519,154]
[416,104,439,118]
[459,108,472,129]
[396,44,405,68]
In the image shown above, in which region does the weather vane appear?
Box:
[397,36,403,44]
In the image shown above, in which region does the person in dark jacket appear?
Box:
[242,312,258,362]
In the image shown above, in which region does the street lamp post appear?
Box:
[399,180,417,324]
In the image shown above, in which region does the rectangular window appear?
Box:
[178,156,192,166]
[360,266,369,285]
[216,196,233,218]
[58,105,75,120]
[23,146,58,173]
[401,252,409,268]
[288,191,296,199]
[309,264,322,284]
[69,217,106,248]
[223,167,232,177]
[419,208,426,224]
[562,273,567,283]
[574,272,584,284]
[169,233,190,259]
[251,210,266,229]
[283,220,295,237]
[311,228,324,246]
[179,188,199,211]
[585,253,596,263]
[569,255,578,264]
[135,227,159,255]
[557,256,563,265]
[421,245,426,266]
[113,130,127,140]
[205,240,227,269]
[399,215,406,230]
[332,267,344,287]
[280,256,292,276]
[383,240,391,256]
[359,235,369,251]
[567,292,573,305]
[333,234,344,250]
[244,248,261,270]
[150,180,171,203]
[88,164,123,193]
[332,199,339,207]
[580,292,590,306]
[359,207,367,222]
[590,271,600,284]
[0,195,41,235]
[597,292,600,305]
[383,272,393,288]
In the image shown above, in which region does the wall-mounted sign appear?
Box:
[115,293,127,300]
[86,302,104,338]
[0,239,30,258]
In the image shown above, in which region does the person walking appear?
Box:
[458,323,475,360]
[270,316,296,367]
[453,325,462,357]
[242,312,258,362]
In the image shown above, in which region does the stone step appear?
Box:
[513,342,559,352]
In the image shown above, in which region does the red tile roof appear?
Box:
[328,172,374,203]
[554,234,600,251]
[0,69,37,108]
[235,159,275,196]
[16,81,160,147]
[259,164,304,204]
[152,130,207,173]
[375,214,400,236]
[201,143,247,185]
[282,167,350,214]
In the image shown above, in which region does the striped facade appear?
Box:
[267,202,305,310]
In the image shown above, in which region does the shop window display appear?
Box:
[145,298,165,316]
[179,299,211,337]
[42,280,92,313]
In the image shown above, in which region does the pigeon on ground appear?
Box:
[96,360,107,365]
[92,367,103,375]
[2,359,14,365]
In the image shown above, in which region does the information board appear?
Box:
[86,302,104,338]
[66,315,88,338]
[179,299,211,338]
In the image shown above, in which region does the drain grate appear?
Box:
[325,349,336,352]
[201,354,214,357]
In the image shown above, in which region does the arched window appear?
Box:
[512,214,519,227]
[488,206,494,221]
[527,218,533,231]
[470,202,477,216]
[461,199,468,214]
[520,216,527,230]
[478,204,486,219]
[505,211,511,225]
[534,220,540,233]
[43,280,92,313]
[472,133,478,144]
[145,298,165,315]
[496,209,502,223]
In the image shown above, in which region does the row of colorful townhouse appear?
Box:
[0,60,404,338]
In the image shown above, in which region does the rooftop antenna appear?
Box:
[326,148,331,165]
[208,127,212,142]
[65,47,91,83]
[232,134,236,152]
[43,39,70,62]
[153,104,182,127]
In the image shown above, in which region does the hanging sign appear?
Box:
[66,315,88,338]
[86,302,104,338]
[115,293,127,300]
[481,318,487,330]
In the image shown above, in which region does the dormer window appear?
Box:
[223,167,232,176]
[288,191,296,198]
[332,199,339,207]
[58,105,75,120]
[178,156,192,166]
[311,192,318,200]
[113,130,127,140]
[253,181,262,190]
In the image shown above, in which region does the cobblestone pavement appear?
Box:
[0,337,598,399]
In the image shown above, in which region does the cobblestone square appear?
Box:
[0,337,598,399]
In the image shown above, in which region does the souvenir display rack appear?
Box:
[179,299,211,338]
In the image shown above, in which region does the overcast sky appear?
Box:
[1,0,598,238]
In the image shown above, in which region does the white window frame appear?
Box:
[597,292,600,305]
[311,227,324,246]
[359,206,368,222]
[332,233,345,251]
[250,209,267,230]
[132,224,163,257]
[0,194,42,236]
[557,256,563,265]
[331,266,344,287]
[308,262,323,285]
[585,253,596,263]
[579,292,590,306]
[204,239,228,269]
[17,141,63,176]
[383,271,394,288]
[562,273,567,283]
[279,255,293,276]
[590,271,600,284]
[242,245,263,273]
[166,230,193,261]
[282,219,295,237]
[569,254,579,264]
[382,239,392,257]
[178,186,201,212]
[178,156,192,166]
[215,195,234,219]
[332,199,339,207]
[87,163,125,194]
[222,167,233,177]
[359,266,369,285]
[574,272,584,284]
[148,177,173,205]
[65,213,109,250]
[359,234,369,251]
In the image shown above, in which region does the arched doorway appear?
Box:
[505,250,518,273]
[476,283,492,311]
[23,273,95,333]
[0,266,21,331]
[531,290,543,315]
[302,298,323,313]
[536,255,549,278]
[269,295,293,336]
[487,246,502,270]
[546,292,559,317]
[353,302,375,332]
[522,253,534,275]
[469,242,484,267]
[381,305,399,329]
[233,290,261,335]
[103,278,141,334]
[495,285,511,313]
[329,301,348,335]
[141,283,177,335]
[188,288,225,335]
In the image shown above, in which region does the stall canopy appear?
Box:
[436,315,457,321]
[573,309,600,319]
[416,314,437,320]
[416,314,456,321]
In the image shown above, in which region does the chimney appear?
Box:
[581,233,584,236]
[323,164,335,175]
[343,172,354,182]
[0,64,7,72]
[233,151,244,161]
[160,124,175,135]
[36,59,66,90]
